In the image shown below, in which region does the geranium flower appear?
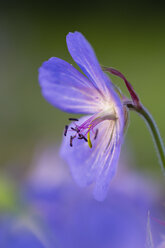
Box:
[39,32,128,201]
[0,146,162,248]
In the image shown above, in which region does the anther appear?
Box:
[70,136,73,147]
[68,118,79,121]
[70,135,76,147]
[64,125,68,136]
[94,129,98,140]
[71,127,80,133]
[78,134,87,142]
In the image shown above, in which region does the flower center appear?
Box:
[64,110,117,148]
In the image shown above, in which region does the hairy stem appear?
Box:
[127,102,165,173]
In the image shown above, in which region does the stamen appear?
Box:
[68,118,79,121]
[78,134,87,142]
[64,125,68,136]
[70,135,76,147]
[71,127,80,133]
[66,112,114,148]
[87,132,92,148]
[94,129,98,140]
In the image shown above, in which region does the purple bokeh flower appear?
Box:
[145,213,165,248]
[0,146,163,248]
[19,147,164,248]
[39,32,128,201]
[0,214,57,248]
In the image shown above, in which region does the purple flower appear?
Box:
[0,215,56,248]
[39,32,127,201]
[145,213,165,248]
[24,146,162,248]
[0,146,163,248]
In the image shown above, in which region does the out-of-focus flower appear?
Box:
[16,146,163,248]
[145,213,165,248]
[0,213,58,248]
[38,32,129,201]
[157,240,165,248]
[0,146,163,248]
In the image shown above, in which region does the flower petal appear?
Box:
[38,57,102,114]
[66,32,115,98]
[93,133,122,201]
[60,116,100,186]
[60,116,123,201]
[93,119,123,201]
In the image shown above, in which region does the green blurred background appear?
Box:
[0,1,165,181]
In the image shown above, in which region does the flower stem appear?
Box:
[127,102,165,173]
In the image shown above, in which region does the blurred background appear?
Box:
[0,0,165,246]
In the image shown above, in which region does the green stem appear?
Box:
[127,102,165,173]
